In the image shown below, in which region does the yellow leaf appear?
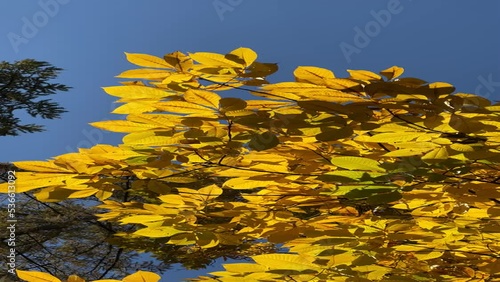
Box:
[161,73,193,84]
[126,113,182,127]
[463,208,488,219]
[134,226,186,238]
[262,82,325,92]
[12,161,74,173]
[125,52,174,69]
[198,184,223,201]
[158,194,185,205]
[380,66,404,80]
[300,89,365,103]
[189,52,243,68]
[347,69,382,81]
[394,244,427,252]
[363,132,428,143]
[122,131,181,146]
[251,89,301,101]
[143,204,177,215]
[383,148,430,157]
[252,254,321,271]
[425,82,455,95]
[294,66,335,85]
[414,251,444,261]
[214,168,268,177]
[67,275,86,282]
[162,177,197,183]
[324,78,360,90]
[123,270,161,282]
[0,172,75,193]
[330,156,385,172]
[103,86,174,99]
[416,219,441,230]
[116,68,172,79]
[449,143,475,152]
[112,102,158,114]
[223,263,268,273]
[226,47,258,67]
[154,101,215,114]
[95,190,113,201]
[223,177,279,189]
[352,265,391,280]
[90,120,158,133]
[245,100,293,109]
[250,163,289,173]
[120,215,165,224]
[67,188,99,199]
[164,51,193,72]
[422,146,449,161]
[329,252,358,266]
[184,89,221,109]
[16,270,61,282]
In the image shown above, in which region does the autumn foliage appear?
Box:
[4,47,500,281]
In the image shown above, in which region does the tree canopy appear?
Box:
[0,59,70,136]
[3,47,500,281]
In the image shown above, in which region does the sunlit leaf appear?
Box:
[294,66,335,85]
[103,86,174,99]
[12,161,74,173]
[134,226,187,238]
[67,275,86,282]
[190,52,243,68]
[91,120,159,133]
[116,68,172,79]
[164,51,193,72]
[223,263,268,273]
[16,270,61,282]
[198,184,223,201]
[184,89,221,109]
[125,52,174,69]
[226,47,258,67]
[155,101,216,114]
[252,254,321,271]
[330,156,385,172]
[123,271,161,282]
[422,146,449,162]
[347,69,382,81]
[380,66,404,80]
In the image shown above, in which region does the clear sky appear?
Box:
[1,0,499,280]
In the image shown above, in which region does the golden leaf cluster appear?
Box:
[7,47,500,281]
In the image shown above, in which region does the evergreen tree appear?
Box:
[0,59,70,136]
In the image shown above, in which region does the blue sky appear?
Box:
[1,0,499,280]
